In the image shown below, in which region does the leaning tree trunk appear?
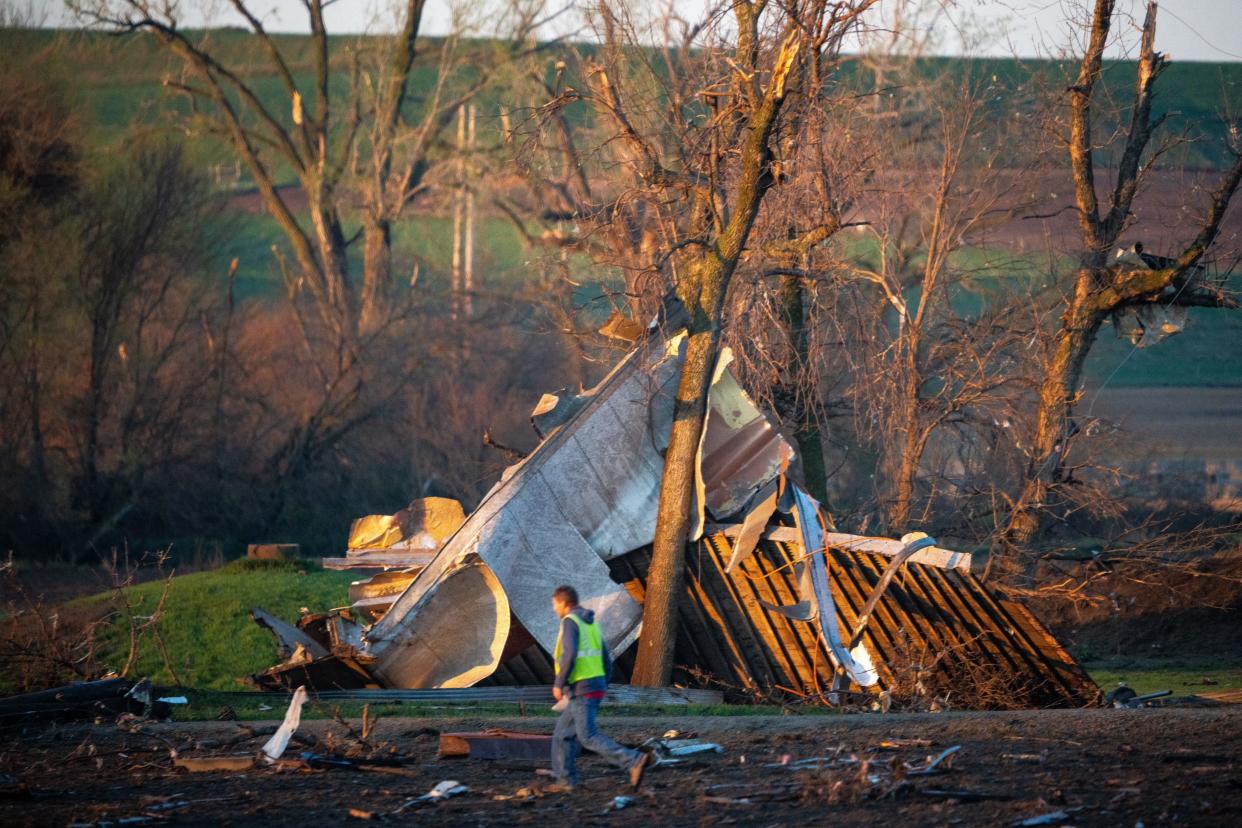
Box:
[630,258,728,687]
[630,4,862,688]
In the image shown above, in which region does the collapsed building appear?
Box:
[253,319,1098,708]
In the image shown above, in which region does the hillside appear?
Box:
[13,26,1235,360]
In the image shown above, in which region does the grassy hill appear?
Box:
[71,559,356,691]
[6,26,1240,386]
[8,28,1240,167]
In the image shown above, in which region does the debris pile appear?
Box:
[250,320,1097,708]
[323,496,465,572]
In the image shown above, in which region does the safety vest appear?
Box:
[553,613,606,685]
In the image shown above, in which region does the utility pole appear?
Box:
[451,104,477,321]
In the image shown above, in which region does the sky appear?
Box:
[30,0,1242,62]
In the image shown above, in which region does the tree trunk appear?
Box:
[777,272,828,504]
[307,197,354,335]
[631,258,728,687]
[889,427,919,532]
[1008,271,1102,542]
[886,329,924,531]
[628,8,822,688]
[361,217,391,335]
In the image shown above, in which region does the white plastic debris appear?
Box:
[425,780,468,800]
[394,780,469,813]
[261,685,308,762]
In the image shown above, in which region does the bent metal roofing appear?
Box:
[487,530,1097,709]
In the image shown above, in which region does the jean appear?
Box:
[551,693,640,786]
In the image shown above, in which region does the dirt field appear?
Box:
[1088,387,1242,461]
[3,708,1239,827]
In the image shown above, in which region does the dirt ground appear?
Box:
[2,708,1239,827]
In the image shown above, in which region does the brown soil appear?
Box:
[3,709,1240,826]
[1034,547,1242,662]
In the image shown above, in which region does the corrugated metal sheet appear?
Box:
[364,329,794,687]
[598,533,1098,708]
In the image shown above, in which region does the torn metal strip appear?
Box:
[790,483,878,688]
[716,525,972,571]
[725,480,779,573]
[847,532,938,649]
[251,608,329,660]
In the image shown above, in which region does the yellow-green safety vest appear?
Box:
[553,613,606,685]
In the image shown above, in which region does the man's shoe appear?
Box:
[629,751,654,790]
[544,780,575,794]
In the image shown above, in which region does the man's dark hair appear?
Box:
[553,585,579,606]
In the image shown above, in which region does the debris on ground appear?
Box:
[1015,808,1083,826]
[439,730,552,760]
[260,685,307,762]
[3,708,1239,824]
[906,744,961,775]
[172,754,255,772]
[640,737,725,760]
[1105,683,1174,708]
[392,780,468,813]
[0,677,167,725]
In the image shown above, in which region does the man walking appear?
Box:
[550,585,653,792]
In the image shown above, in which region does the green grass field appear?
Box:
[1084,656,1242,697]
[72,558,356,691]
[211,210,532,300]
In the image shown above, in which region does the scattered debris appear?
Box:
[438,730,552,760]
[172,755,255,773]
[0,678,163,725]
[641,737,725,760]
[879,738,933,750]
[492,787,539,802]
[392,780,468,813]
[1015,808,1083,826]
[906,745,961,775]
[608,795,637,811]
[1106,684,1174,708]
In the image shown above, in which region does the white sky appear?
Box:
[30,0,1242,62]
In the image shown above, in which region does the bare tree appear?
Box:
[845,71,1038,532]
[1007,0,1242,544]
[74,0,541,339]
[554,0,880,687]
